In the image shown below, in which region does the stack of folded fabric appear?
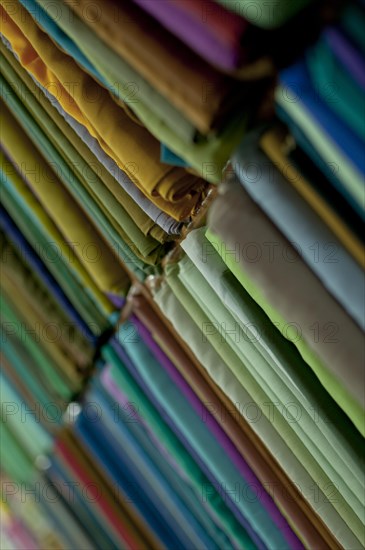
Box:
[1,0,364,548]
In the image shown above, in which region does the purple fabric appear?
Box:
[132,315,303,550]
[105,293,125,309]
[326,28,365,90]
[132,0,247,70]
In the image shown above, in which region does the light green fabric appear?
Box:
[0,421,36,484]
[1,292,75,400]
[163,260,363,548]
[214,0,313,28]
[0,375,52,458]
[205,224,365,439]
[180,231,365,526]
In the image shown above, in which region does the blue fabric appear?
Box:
[279,60,365,175]
[74,409,185,549]
[112,331,270,550]
[276,104,365,220]
[160,144,191,168]
[98,369,234,549]
[86,380,220,550]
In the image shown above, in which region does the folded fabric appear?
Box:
[102,343,255,549]
[1,103,130,297]
[65,0,250,135]
[75,394,198,549]
[1,3,206,211]
[0,42,174,243]
[0,150,114,331]
[130,314,302,549]
[181,227,365,510]
[260,126,365,269]
[1,66,165,272]
[22,0,198,144]
[1,233,93,370]
[32,0,247,183]
[162,262,361,548]
[307,28,365,141]
[276,60,365,217]
[231,127,365,329]
[87,377,223,550]
[0,205,97,343]
[0,375,52,458]
[1,289,80,399]
[54,429,158,549]
[207,180,365,437]
[99,368,233,550]
[213,0,313,28]
[132,0,252,70]
[134,291,338,548]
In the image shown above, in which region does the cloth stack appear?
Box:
[1,0,364,549]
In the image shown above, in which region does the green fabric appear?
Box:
[2,336,67,413]
[164,260,364,548]
[307,36,365,141]
[1,270,83,390]
[206,228,365,439]
[176,249,364,530]
[102,344,256,549]
[182,227,364,488]
[37,0,247,183]
[0,42,167,244]
[0,375,52,458]
[0,151,111,332]
[275,84,364,211]
[0,421,36,484]
[1,292,74,400]
[214,0,313,28]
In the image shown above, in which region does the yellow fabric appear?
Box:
[260,127,365,269]
[1,102,128,296]
[1,2,205,219]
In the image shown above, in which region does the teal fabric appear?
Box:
[118,320,291,550]
[102,344,255,549]
[307,34,365,141]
